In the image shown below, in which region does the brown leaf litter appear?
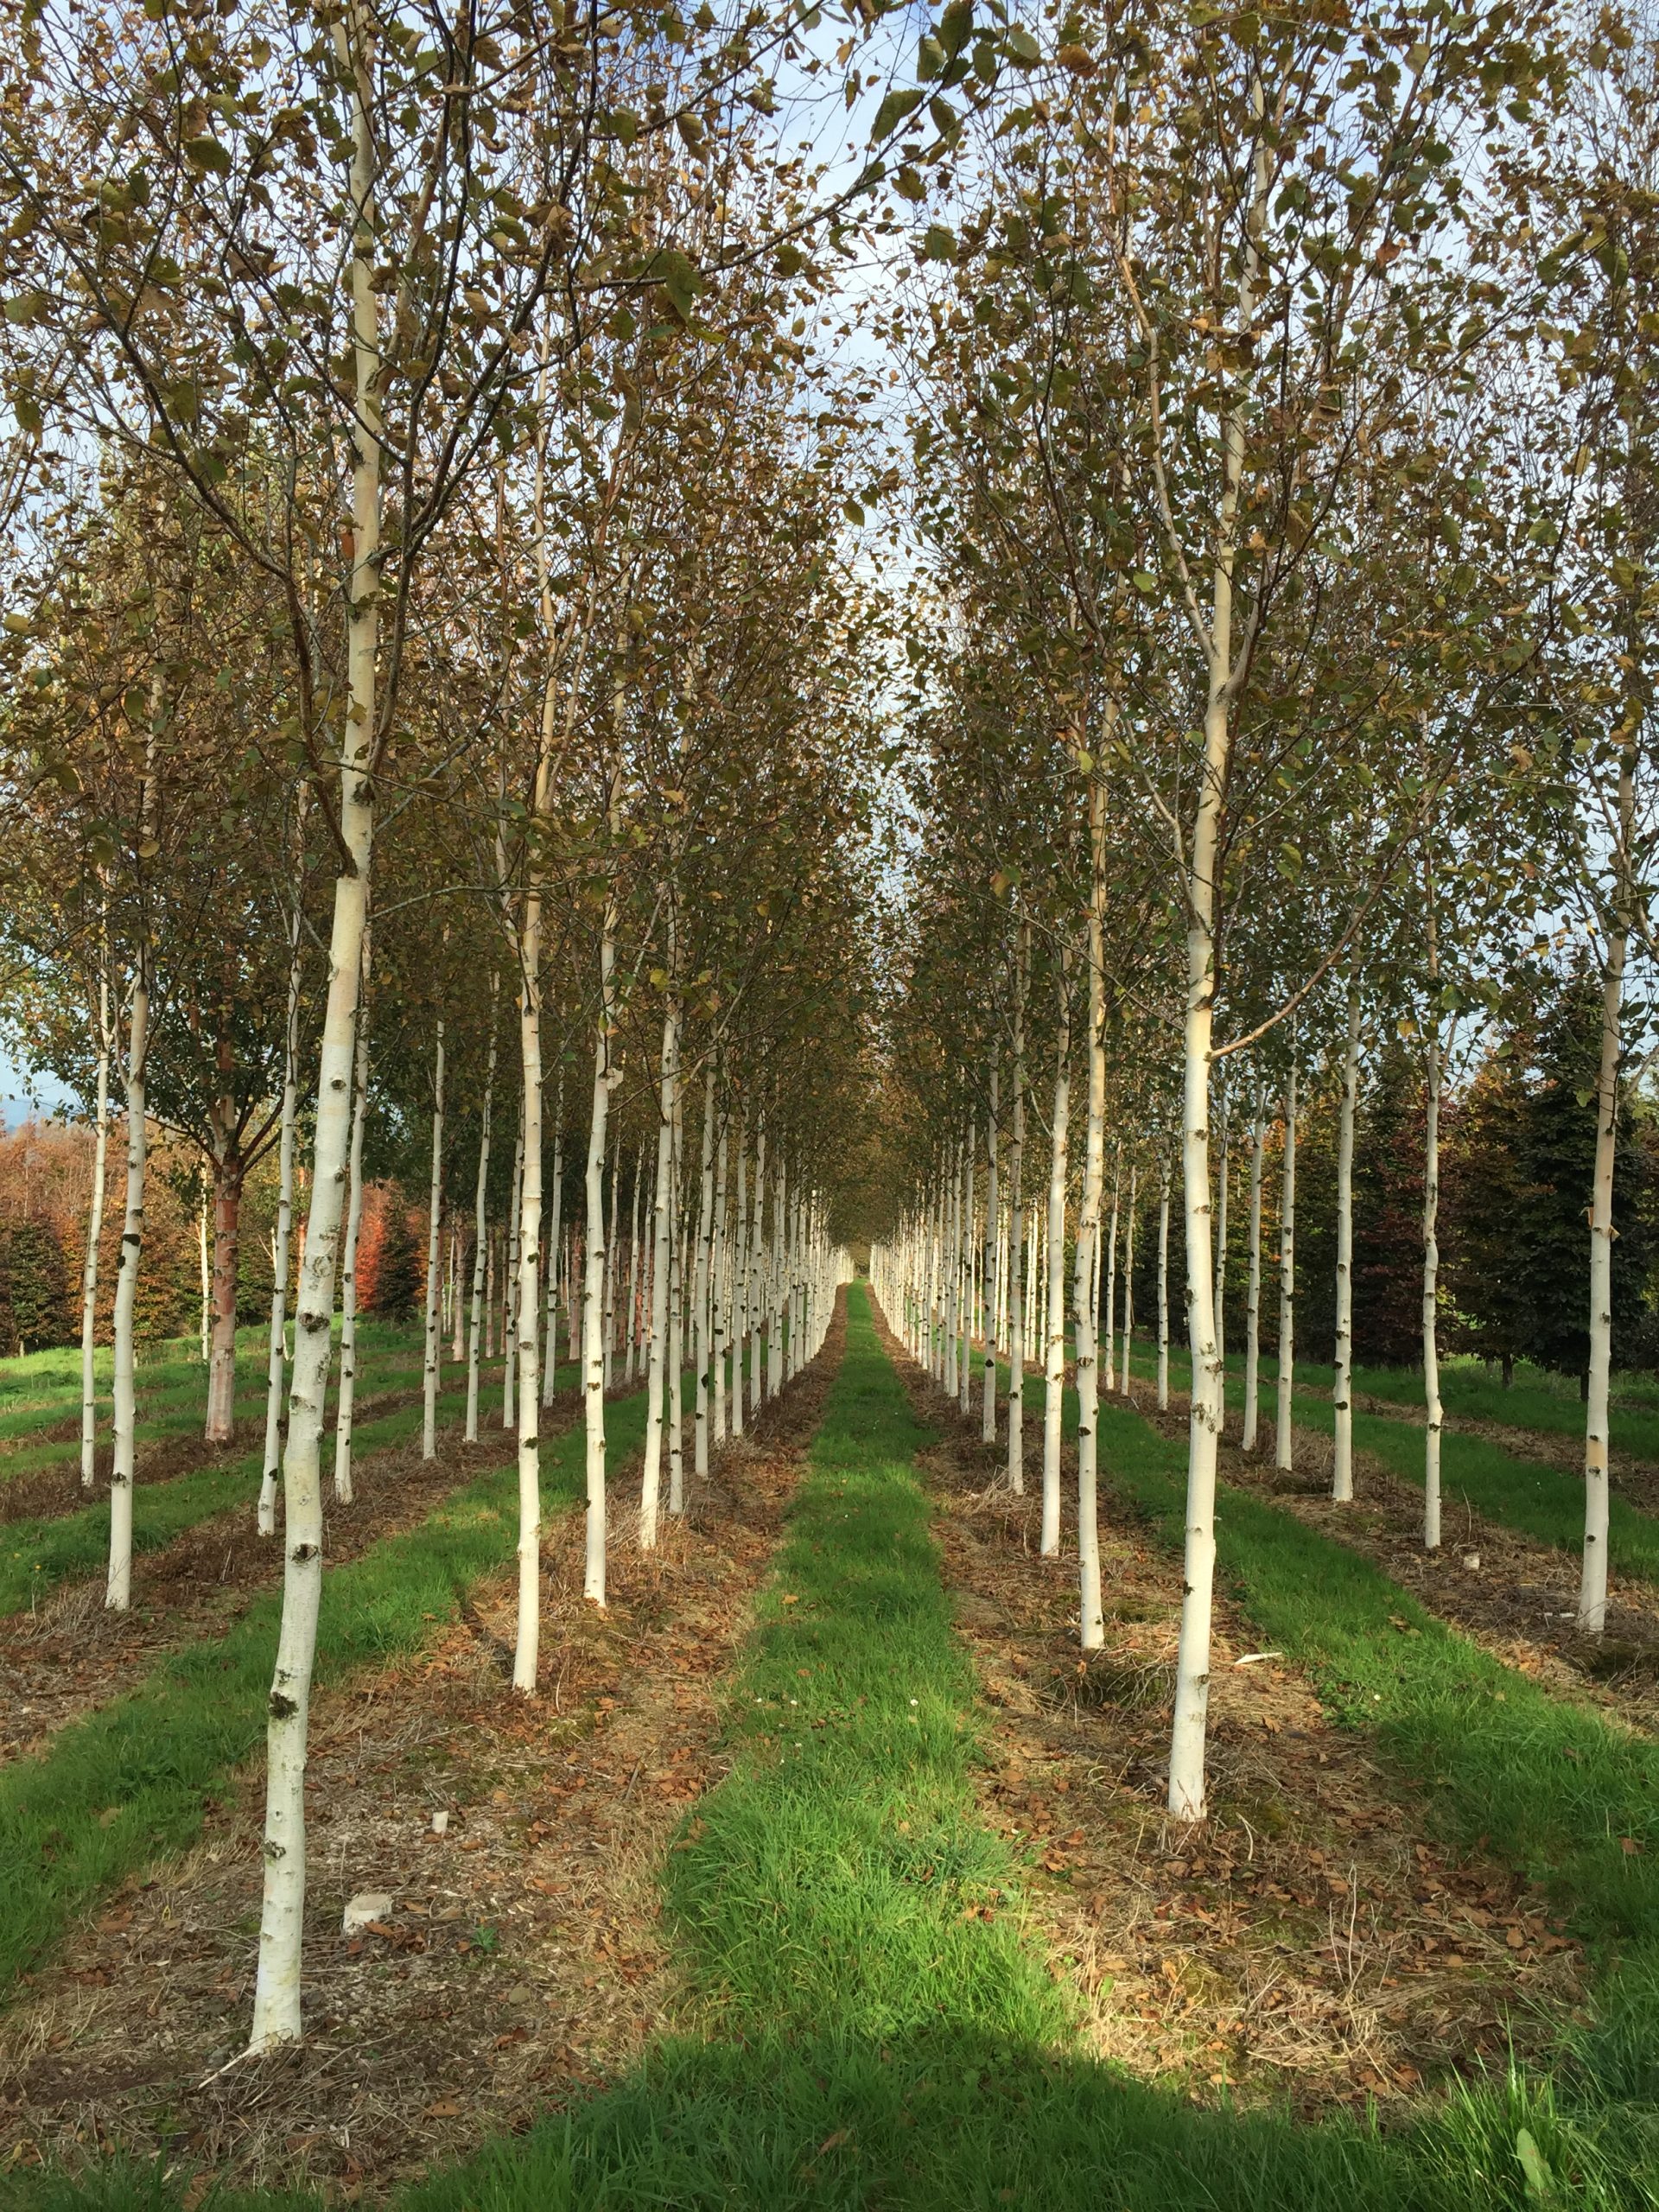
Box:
[873,1305,1587,2120]
[0,1298,848,2200]
[1,1390,581,1769]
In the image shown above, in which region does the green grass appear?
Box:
[1122,1338,1659,1586]
[1089,1398,1659,1947]
[0,1325,262,1428]
[3,1389,420,1617]
[10,1295,1657,2212]
[0,1346,423,1486]
[1139,1333,1659,1463]
[0,1382,650,1993]
[0,1321,429,1462]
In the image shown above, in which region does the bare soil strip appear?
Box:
[880,1320,1586,2120]
[0,1305,846,2202]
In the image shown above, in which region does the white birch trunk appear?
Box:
[1422,1018,1444,1554]
[1241,1109,1266,1450]
[733,1115,749,1435]
[1332,982,1361,1503]
[1103,1166,1119,1395]
[668,1084,686,1511]
[248,0,379,2044]
[1580,892,1626,1633]
[503,1114,523,1432]
[465,984,498,1444]
[105,967,149,1612]
[1156,1156,1172,1413]
[753,1127,769,1419]
[768,1154,786,1401]
[260,827,306,1522]
[601,1122,620,1395]
[582,912,615,1605]
[958,1122,974,1415]
[512,873,547,1691]
[982,1065,1000,1442]
[1213,1109,1229,1370]
[542,1076,563,1405]
[1121,1167,1136,1404]
[1076,770,1109,1649]
[1164,86,1269,1826]
[1274,1066,1298,1476]
[421,1020,446,1459]
[331,925,372,1504]
[693,1071,716,1470]
[1006,926,1028,1492]
[641,977,679,1548]
[712,1115,729,1441]
[79,955,111,1491]
[1041,963,1071,1556]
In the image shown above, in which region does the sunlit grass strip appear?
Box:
[395,1290,1640,2212]
[0,1346,422,1482]
[2,1379,440,1617]
[9,1303,1654,2210]
[0,1360,575,1616]
[0,1383,648,1992]
[1123,1338,1659,1580]
[1085,1396,1659,1951]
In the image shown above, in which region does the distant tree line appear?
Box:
[1128,969,1658,1392]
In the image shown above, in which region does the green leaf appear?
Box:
[923,224,957,263]
[843,499,865,525]
[645,245,702,325]
[1003,25,1039,64]
[183,135,232,175]
[939,0,974,59]
[871,85,926,140]
[1516,2129,1554,2202]
[3,292,50,326]
[1131,569,1157,594]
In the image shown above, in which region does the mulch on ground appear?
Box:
[0,1395,575,1769]
[0,1419,260,1530]
[0,1303,846,2201]
[1158,1392,1659,1734]
[878,1314,1587,2120]
[0,1375,435,1530]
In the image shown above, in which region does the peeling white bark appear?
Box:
[1332,982,1360,1503]
[79,950,111,1491]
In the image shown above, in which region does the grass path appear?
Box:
[0,1324,423,1464]
[8,1294,1656,2209]
[389,1287,1645,2212]
[1102,1338,1659,1465]
[1119,1338,1659,1588]
[0,1357,571,1618]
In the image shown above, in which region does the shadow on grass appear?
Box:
[9,1294,1658,2212]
